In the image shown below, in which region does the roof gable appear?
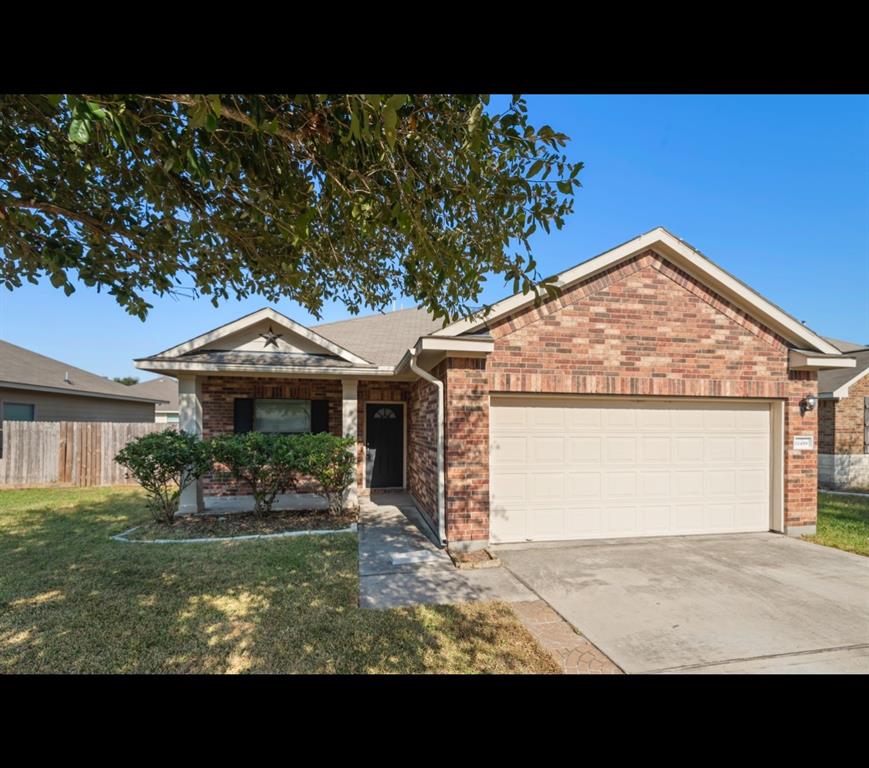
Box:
[434,227,841,355]
[818,348,869,397]
[139,307,373,366]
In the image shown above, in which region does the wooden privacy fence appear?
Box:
[0,420,169,487]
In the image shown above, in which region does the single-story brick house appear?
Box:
[135,228,856,549]
[818,339,869,489]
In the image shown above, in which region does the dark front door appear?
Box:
[365,403,404,488]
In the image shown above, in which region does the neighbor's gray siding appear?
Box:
[0,387,155,423]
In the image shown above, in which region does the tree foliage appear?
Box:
[112,376,139,386]
[0,94,582,322]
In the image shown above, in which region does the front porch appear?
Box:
[176,374,440,533]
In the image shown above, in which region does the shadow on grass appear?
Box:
[0,488,554,674]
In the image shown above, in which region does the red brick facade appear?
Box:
[200,376,424,500]
[819,374,869,455]
[441,250,818,542]
[200,376,342,496]
[196,249,821,540]
[408,376,439,527]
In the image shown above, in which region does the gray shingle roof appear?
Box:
[819,348,869,395]
[823,336,869,353]
[0,339,162,402]
[129,377,179,411]
[312,307,442,365]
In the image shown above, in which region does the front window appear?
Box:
[254,399,311,433]
[3,403,35,421]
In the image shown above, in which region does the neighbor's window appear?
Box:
[3,403,35,421]
[166,414,180,424]
[254,399,311,433]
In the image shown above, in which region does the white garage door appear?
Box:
[490,397,771,543]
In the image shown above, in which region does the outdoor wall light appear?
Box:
[800,394,818,415]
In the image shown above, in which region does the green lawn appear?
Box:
[808,492,869,557]
[0,486,557,674]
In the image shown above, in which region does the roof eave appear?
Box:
[788,350,858,372]
[0,380,164,404]
[134,359,393,378]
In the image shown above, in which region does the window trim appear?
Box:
[253,398,312,435]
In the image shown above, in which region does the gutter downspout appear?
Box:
[408,348,446,547]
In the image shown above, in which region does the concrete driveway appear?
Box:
[495,533,869,673]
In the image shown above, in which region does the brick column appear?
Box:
[443,357,490,549]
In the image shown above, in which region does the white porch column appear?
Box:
[177,374,204,514]
[342,379,359,509]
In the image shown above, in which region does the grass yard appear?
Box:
[0,486,557,674]
[808,492,869,557]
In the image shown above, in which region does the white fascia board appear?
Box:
[416,336,495,355]
[133,359,392,378]
[141,307,372,366]
[434,228,841,355]
[788,350,858,371]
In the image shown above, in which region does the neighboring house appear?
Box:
[135,227,855,548]
[818,338,869,489]
[129,377,180,423]
[0,339,161,424]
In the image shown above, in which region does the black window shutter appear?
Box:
[311,399,329,434]
[234,398,254,433]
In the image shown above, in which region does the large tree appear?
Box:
[0,94,582,322]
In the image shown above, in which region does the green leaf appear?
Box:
[68,118,90,144]
[43,94,63,108]
[386,94,407,112]
[86,101,107,120]
[527,159,544,178]
[383,107,398,148]
[189,101,210,130]
[349,107,361,142]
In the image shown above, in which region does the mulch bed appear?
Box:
[127,509,358,541]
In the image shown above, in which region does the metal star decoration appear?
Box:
[259,325,283,348]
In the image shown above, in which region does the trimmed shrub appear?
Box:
[115,430,212,524]
[295,433,356,515]
[209,432,301,516]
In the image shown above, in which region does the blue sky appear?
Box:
[1,94,867,380]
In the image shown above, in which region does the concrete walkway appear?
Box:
[357,493,533,609]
